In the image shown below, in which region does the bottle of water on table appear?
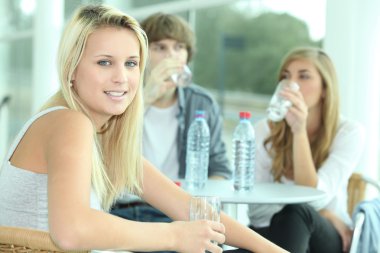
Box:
[232,111,255,191]
[185,110,210,190]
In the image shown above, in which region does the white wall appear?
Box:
[324,0,380,181]
[32,0,63,112]
[0,93,9,162]
[0,0,12,162]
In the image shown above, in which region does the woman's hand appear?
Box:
[281,87,308,134]
[143,58,183,106]
[171,220,225,253]
[330,216,353,252]
[320,210,353,252]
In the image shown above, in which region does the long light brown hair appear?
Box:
[42,4,148,210]
[264,47,340,181]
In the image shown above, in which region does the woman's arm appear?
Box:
[141,159,288,253]
[46,111,225,253]
[220,213,288,253]
[312,121,365,201]
[45,111,220,252]
[282,88,318,187]
[292,130,318,186]
[283,88,365,192]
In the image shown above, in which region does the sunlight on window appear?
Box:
[235,0,326,40]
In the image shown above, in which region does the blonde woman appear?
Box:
[248,47,365,253]
[0,4,287,253]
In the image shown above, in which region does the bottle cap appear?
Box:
[239,111,251,119]
[195,110,206,118]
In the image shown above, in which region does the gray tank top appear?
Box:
[0,106,102,231]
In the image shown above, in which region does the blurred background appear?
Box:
[0,0,379,188]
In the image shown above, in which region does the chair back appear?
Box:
[347,173,367,216]
[348,172,380,253]
[349,212,365,253]
[0,226,88,253]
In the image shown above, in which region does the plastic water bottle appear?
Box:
[267,79,299,122]
[232,111,255,191]
[185,110,210,190]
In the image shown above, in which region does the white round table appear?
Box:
[183,180,326,204]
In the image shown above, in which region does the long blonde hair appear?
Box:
[42,4,148,210]
[265,47,340,181]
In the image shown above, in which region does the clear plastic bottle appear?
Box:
[232,111,255,191]
[267,79,300,122]
[185,110,210,190]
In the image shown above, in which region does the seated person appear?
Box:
[111,12,231,224]
[1,4,289,253]
[248,47,365,253]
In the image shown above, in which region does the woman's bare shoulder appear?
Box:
[10,109,94,173]
[38,109,94,135]
[32,109,95,155]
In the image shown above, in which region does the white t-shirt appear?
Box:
[143,102,180,180]
[248,117,366,228]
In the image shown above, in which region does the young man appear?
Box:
[111,13,231,226]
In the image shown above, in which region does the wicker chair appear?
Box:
[0,226,88,253]
[347,172,380,216]
[347,172,380,253]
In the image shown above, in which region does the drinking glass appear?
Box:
[171,65,192,87]
[267,79,299,122]
[190,196,221,250]
[189,196,220,222]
